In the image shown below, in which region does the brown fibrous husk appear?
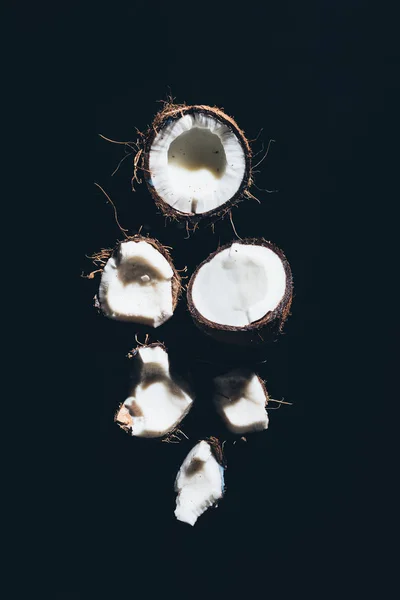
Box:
[205,436,226,468]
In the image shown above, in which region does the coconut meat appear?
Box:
[214,369,269,434]
[116,345,193,438]
[191,243,287,327]
[149,113,246,214]
[174,441,224,526]
[99,240,174,327]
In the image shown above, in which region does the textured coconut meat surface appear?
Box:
[116,346,193,438]
[149,113,246,214]
[99,241,174,327]
[214,369,269,434]
[191,243,287,327]
[174,441,224,526]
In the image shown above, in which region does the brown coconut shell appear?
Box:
[205,436,226,468]
[92,235,182,321]
[187,238,293,346]
[141,103,253,223]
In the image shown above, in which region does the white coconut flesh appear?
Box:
[174,441,225,526]
[214,369,269,434]
[99,240,175,327]
[149,113,246,214]
[191,243,287,327]
[116,346,193,438]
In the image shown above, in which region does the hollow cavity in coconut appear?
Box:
[143,104,252,221]
[187,238,293,345]
[115,343,194,438]
[213,369,269,434]
[98,236,181,327]
[174,439,225,526]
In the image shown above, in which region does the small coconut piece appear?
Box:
[187,238,293,345]
[98,236,181,327]
[143,103,252,221]
[115,344,194,438]
[174,439,225,526]
[213,369,269,434]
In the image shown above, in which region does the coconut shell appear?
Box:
[187,238,293,346]
[205,436,226,468]
[142,103,253,223]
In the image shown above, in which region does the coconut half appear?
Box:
[213,369,269,434]
[187,238,293,345]
[98,236,181,327]
[174,439,225,526]
[143,104,252,221]
[115,344,194,438]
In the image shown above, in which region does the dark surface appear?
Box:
[36,0,386,597]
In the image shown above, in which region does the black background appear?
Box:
[28,0,390,597]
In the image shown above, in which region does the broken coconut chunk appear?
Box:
[143,104,252,221]
[98,236,181,327]
[174,440,225,526]
[214,369,269,434]
[115,344,193,438]
[187,238,293,345]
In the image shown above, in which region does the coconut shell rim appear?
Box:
[142,104,252,222]
[187,237,293,334]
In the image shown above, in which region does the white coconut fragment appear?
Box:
[174,440,225,526]
[99,240,176,327]
[115,345,194,438]
[213,369,269,434]
[191,242,287,327]
[149,112,246,215]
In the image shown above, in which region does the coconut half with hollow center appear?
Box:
[174,438,225,526]
[187,238,293,345]
[213,369,269,434]
[98,236,181,327]
[115,343,194,438]
[143,104,252,221]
